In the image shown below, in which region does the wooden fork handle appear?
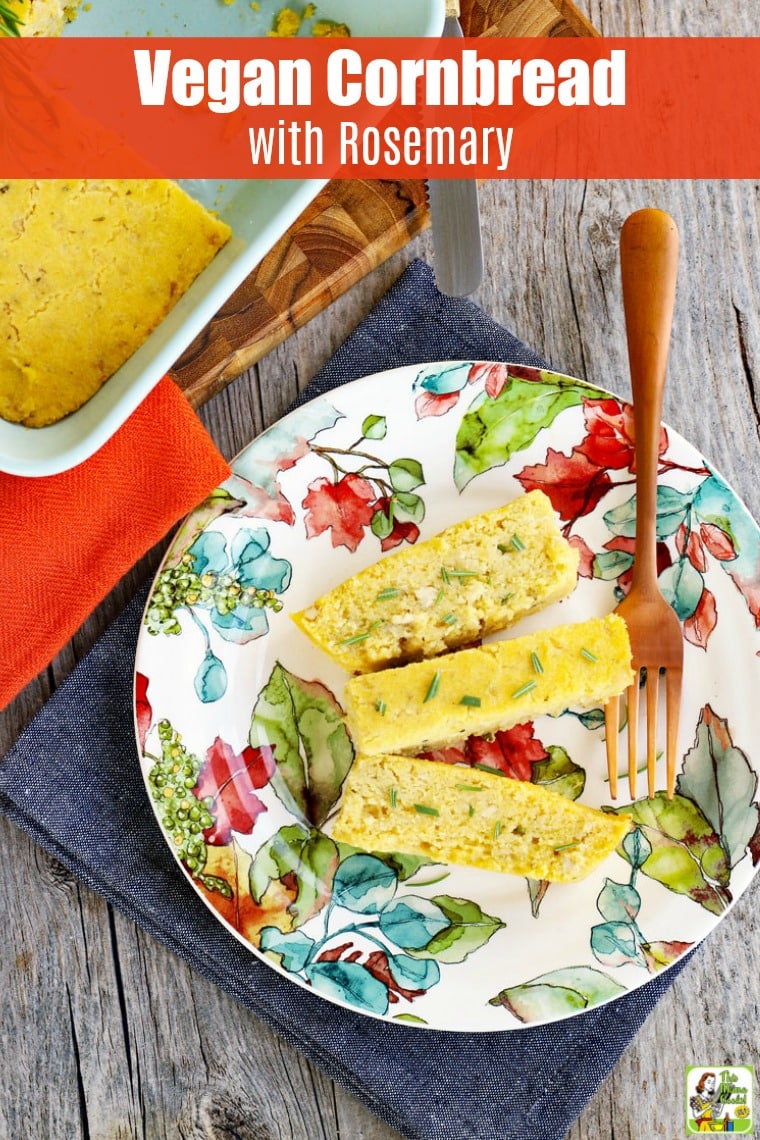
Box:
[620,208,679,589]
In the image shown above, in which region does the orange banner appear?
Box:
[0,37,758,178]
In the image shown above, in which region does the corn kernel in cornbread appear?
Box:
[332,754,631,882]
[0,180,231,427]
[11,0,81,36]
[344,614,633,755]
[292,491,578,673]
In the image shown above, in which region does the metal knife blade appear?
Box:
[426,0,483,297]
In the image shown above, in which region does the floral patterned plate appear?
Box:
[134,362,760,1030]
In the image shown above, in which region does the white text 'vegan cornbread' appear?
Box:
[332,753,631,882]
[0,180,231,427]
[344,614,633,755]
[292,490,579,672]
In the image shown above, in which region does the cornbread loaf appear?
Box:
[332,753,631,882]
[292,491,579,673]
[0,180,231,427]
[11,0,80,36]
[344,614,633,755]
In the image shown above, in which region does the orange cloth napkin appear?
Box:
[0,378,231,711]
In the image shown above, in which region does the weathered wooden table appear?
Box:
[2,1,759,1136]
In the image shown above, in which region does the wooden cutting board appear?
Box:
[171,0,598,406]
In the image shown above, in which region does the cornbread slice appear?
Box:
[0,180,231,427]
[11,0,80,36]
[344,614,633,755]
[292,490,579,673]
[332,753,631,882]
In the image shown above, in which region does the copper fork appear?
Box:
[604,209,684,801]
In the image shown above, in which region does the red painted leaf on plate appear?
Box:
[302,473,376,552]
[676,523,708,572]
[577,398,669,471]
[414,390,460,419]
[465,723,549,782]
[135,672,152,753]
[468,361,512,400]
[568,533,595,578]
[516,448,613,521]
[683,587,718,650]
[420,725,548,781]
[642,939,694,973]
[700,521,737,562]
[195,737,276,845]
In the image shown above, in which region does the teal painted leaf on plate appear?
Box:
[613,794,732,915]
[590,920,648,969]
[331,854,398,914]
[593,548,635,581]
[415,361,474,396]
[658,556,704,621]
[454,376,600,492]
[250,662,354,827]
[622,827,652,870]
[677,704,759,868]
[305,959,390,1016]
[187,530,228,576]
[596,879,642,923]
[489,966,626,1023]
[386,953,440,992]
[408,895,505,964]
[193,650,228,703]
[231,527,292,593]
[378,896,450,951]
[259,927,316,973]
[210,603,270,644]
[603,485,693,540]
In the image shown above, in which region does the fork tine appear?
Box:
[604,696,619,800]
[665,669,682,799]
[626,676,639,800]
[646,669,659,798]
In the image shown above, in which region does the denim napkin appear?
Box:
[0,260,688,1140]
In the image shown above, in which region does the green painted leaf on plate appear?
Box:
[408,895,505,964]
[250,662,354,827]
[454,375,600,491]
[388,458,425,492]
[489,966,626,1023]
[531,744,585,801]
[613,794,732,915]
[249,823,339,928]
[361,414,387,440]
[677,704,759,868]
